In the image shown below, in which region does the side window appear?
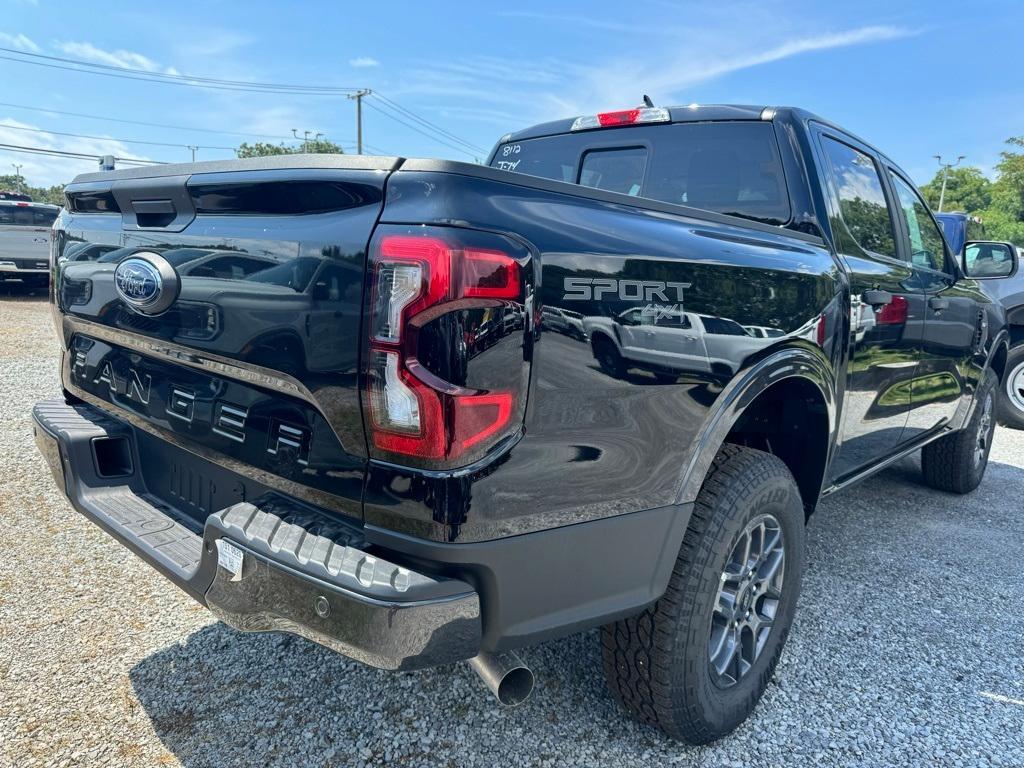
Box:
[888,173,948,272]
[820,137,897,259]
[654,311,692,329]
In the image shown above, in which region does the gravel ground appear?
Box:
[1,284,1023,767]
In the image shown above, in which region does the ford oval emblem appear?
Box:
[114,252,180,314]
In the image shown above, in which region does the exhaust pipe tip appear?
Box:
[468,651,535,706]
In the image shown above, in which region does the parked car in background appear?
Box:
[960,240,1024,428]
[540,305,587,339]
[583,308,773,380]
[0,196,59,289]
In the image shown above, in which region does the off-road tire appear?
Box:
[592,335,626,379]
[921,369,997,493]
[995,345,1024,430]
[601,444,805,744]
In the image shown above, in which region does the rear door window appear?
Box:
[819,137,897,259]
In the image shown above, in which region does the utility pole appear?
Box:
[933,154,965,212]
[11,163,22,192]
[187,145,198,162]
[292,129,321,153]
[347,89,371,154]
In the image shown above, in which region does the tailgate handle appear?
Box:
[112,175,196,232]
[132,199,177,228]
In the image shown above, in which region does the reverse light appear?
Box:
[570,106,671,131]
[365,229,525,465]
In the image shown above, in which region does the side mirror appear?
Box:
[963,241,1018,279]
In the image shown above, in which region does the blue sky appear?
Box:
[0,0,1019,188]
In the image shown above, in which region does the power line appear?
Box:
[0,49,486,158]
[0,121,237,151]
[362,99,477,158]
[0,100,304,142]
[372,93,487,154]
[0,141,166,165]
[0,47,363,95]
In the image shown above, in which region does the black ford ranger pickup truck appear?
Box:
[34,104,1011,744]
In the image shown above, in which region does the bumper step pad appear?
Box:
[33,399,482,669]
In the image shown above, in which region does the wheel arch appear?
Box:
[674,345,837,518]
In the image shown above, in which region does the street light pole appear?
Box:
[347,89,371,154]
[11,163,22,192]
[933,154,965,213]
[187,145,198,162]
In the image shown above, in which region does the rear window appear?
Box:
[490,121,790,224]
[0,204,58,227]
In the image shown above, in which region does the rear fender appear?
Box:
[673,345,837,505]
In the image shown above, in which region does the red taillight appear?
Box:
[366,231,522,464]
[816,312,827,347]
[876,296,908,325]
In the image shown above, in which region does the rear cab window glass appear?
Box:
[579,147,646,196]
[491,121,791,225]
[0,204,58,227]
[819,137,897,259]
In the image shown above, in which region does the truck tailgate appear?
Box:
[54,156,400,522]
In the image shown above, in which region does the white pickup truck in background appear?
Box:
[0,195,60,290]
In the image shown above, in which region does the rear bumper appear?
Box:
[32,399,481,670]
[34,397,690,663]
[0,261,47,275]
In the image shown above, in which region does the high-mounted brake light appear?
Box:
[570,106,671,132]
[365,231,523,464]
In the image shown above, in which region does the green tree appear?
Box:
[0,173,65,206]
[235,139,344,157]
[919,166,992,214]
[980,137,1024,246]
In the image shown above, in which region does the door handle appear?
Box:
[928,296,950,312]
[861,289,893,307]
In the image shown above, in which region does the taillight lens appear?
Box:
[364,227,529,467]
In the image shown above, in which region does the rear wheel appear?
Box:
[601,444,805,744]
[921,370,997,493]
[995,345,1024,430]
[592,335,626,379]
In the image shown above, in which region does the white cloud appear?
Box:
[0,32,40,53]
[349,56,379,68]
[0,117,153,187]
[395,22,915,134]
[560,25,915,116]
[54,40,178,75]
